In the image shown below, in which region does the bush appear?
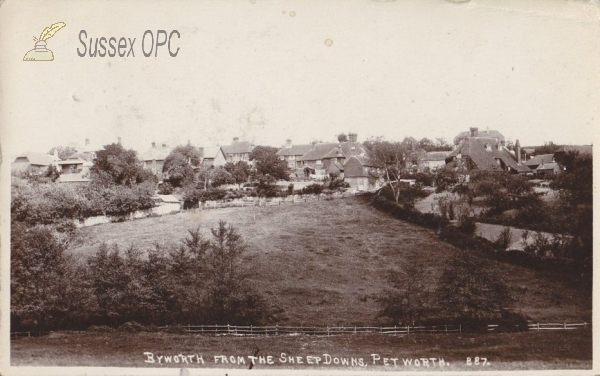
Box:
[457,215,477,235]
[302,183,324,195]
[158,182,174,195]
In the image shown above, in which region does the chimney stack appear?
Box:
[348,132,358,143]
[285,139,292,148]
[117,137,122,145]
[85,138,90,146]
[515,139,521,164]
[470,127,479,137]
[233,137,239,143]
[152,141,156,148]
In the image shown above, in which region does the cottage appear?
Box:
[276,139,313,170]
[344,155,380,191]
[140,142,173,181]
[12,152,59,174]
[221,137,254,163]
[446,131,530,174]
[200,146,227,167]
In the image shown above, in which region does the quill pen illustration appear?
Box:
[24,22,66,61]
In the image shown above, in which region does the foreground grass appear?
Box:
[11,330,591,370]
[67,196,591,325]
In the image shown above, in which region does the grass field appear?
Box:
[11,330,592,370]
[66,196,591,325]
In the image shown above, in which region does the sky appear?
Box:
[1,0,599,159]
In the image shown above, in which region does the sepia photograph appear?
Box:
[0,0,598,375]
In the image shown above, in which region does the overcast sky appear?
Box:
[1,0,599,158]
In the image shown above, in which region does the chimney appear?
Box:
[152,141,156,148]
[470,127,478,137]
[233,137,239,144]
[515,139,521,164]
[162,143,167,148]
[117,137,122,145]
[348,132,358,143]
[85,138,90,146]
[285,139,292,148]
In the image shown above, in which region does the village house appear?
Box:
[56,138,99,183]
[221,137,254,163]
[139,142,173,182]
[199,146,227,167]
[276,139,313,170]
[445,128,530,174]
[11,151,60,174]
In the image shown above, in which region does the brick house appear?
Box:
[276,139,313,170]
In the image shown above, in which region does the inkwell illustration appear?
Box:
[23,22,66,61]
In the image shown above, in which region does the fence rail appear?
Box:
[11,322,590,339]
[181,324,462,336]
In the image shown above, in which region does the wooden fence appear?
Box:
[11,322,590,340]
[181,324,462,335]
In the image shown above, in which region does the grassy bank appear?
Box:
[65,196,591,325]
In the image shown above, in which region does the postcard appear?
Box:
[0,0,598,375]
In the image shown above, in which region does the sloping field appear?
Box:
[67,196,591,325]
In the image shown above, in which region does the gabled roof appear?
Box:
[323,146,345,159]
[13,152,55,166]
[200,146,224,160]
[344,154,372,167]
[276,144,313,157]
[140,145,172,162]
[221,141,253,155]
[536,162,559,171]
[524,154,554,167]
[449,138,530,172]
[297,142,369,161]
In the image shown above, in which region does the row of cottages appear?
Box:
[276,133,380,191]
[139,138,245,181]
[445,128,531,174]
[56,138,98,183]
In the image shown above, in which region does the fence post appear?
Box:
[537,322,540,331]
[228,324,230,334]
[327,326,330,336]
[407,325,410,334]
[251,325,253,335]
[276,325,278,335]
[394,325,396,334]
[564,322,567,329]
[355,326,357,334]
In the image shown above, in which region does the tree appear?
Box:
[202,221,268,324]
[336,133,349,142]
[224,161,251,188]
[163,145,202,187]
[11,224,93,331]
[210,166,235,187]
[435,253,514,320]
[362,138,409,203]
[48,145,78,161]
[249,146,289,181]
[376,262,434,325]
[90,143,154,186]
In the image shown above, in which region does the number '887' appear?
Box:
[466,357,489,366]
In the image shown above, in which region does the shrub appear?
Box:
[457,214,476,235]
[494,227,513,250]
[158,182,174,195]
[302,183,324,195]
